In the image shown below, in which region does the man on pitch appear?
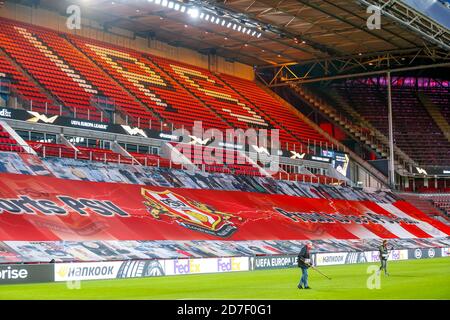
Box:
[297,242,312,289]
[378,239,390,276]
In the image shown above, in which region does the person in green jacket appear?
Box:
[377,240,389,276]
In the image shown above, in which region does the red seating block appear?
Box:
[0,124,24,152]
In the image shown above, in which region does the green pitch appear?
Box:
[0,258,449,300]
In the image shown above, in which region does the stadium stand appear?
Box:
[0,51,56,112]
[149,54,308,149]
[421,87,450,124]
[171,142,263,176]
[68,36,221,130]
[26,140,134,164]
[0,18,103,120]
[0,18,153,123]
[36,33,148,124]
[399,193,450,223]
[218,74,331,149]
[0,17,339,154]
[433,197,450,216]
[130,151,180,169]
[0,152,377,196]
[332,80,450,167]
[0,4,448,275]
[150,55,270,128]
[0,123,23,152]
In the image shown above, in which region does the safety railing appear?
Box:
[3,95,345,157]
[0,140,344,186]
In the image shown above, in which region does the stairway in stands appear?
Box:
[288,83,415,175]
[418,93,450,142]
[217,73,331,152]
[400,193,450,224]
[325,81,450,168]
[0,45,61,114]
[0,122,24,152]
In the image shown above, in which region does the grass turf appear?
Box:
[0,258,449,300]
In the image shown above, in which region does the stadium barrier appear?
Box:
[249,247,449,270]
[0,263,54,284]
[313,250,409,266]
[408,247,444,260]
[250,255,298,270]
[54,257,250,282]
[0,248,448,284]
[0,106,336,158]
[0,257,249,284]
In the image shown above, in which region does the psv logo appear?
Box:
[141,188,242,238]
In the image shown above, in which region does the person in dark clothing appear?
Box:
[297,242,312,289]
[378,240,389,276]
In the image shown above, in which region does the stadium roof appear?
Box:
[9,0,450,82]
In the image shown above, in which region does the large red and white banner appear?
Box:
[0,173,448,241]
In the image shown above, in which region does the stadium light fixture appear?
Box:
[188,7,199,18]
[146,0,264,38]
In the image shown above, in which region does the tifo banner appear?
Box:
[0,173,448,241]
[0,263,54,284]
